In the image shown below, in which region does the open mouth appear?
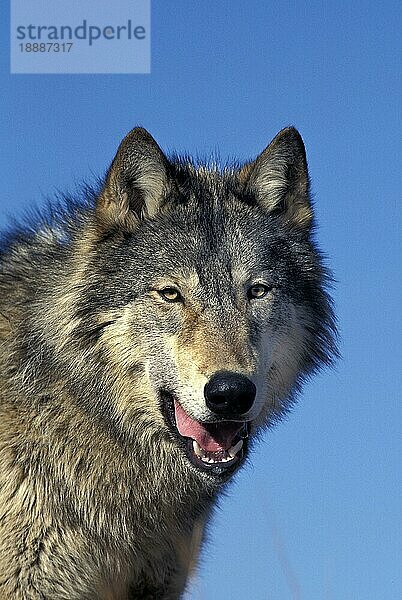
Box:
[160,391,250,477]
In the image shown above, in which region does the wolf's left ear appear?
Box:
[239,127,313,232]
[96,127,171,231]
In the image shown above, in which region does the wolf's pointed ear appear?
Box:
[96,127,171,231]
[239,127,313,231]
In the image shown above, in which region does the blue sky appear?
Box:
[1,2,400,599]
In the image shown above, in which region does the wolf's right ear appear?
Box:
[239,127,313,232]
[96,128,171,231]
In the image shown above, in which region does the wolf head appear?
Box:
[69,127,336,481]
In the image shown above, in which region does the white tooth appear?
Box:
[228,439,243,458]
[192,440,204,458]
[197,450,240,465]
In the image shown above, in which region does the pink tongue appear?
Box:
[174,400,244,452]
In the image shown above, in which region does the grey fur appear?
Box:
[0,127,337,599]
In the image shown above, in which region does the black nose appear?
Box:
[204,371,256,418]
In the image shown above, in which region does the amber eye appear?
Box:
[248,284,272,299]
[158,287,182,303]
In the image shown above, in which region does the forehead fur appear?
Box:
[168,157,253,206]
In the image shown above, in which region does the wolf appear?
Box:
[0,126,337,599]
